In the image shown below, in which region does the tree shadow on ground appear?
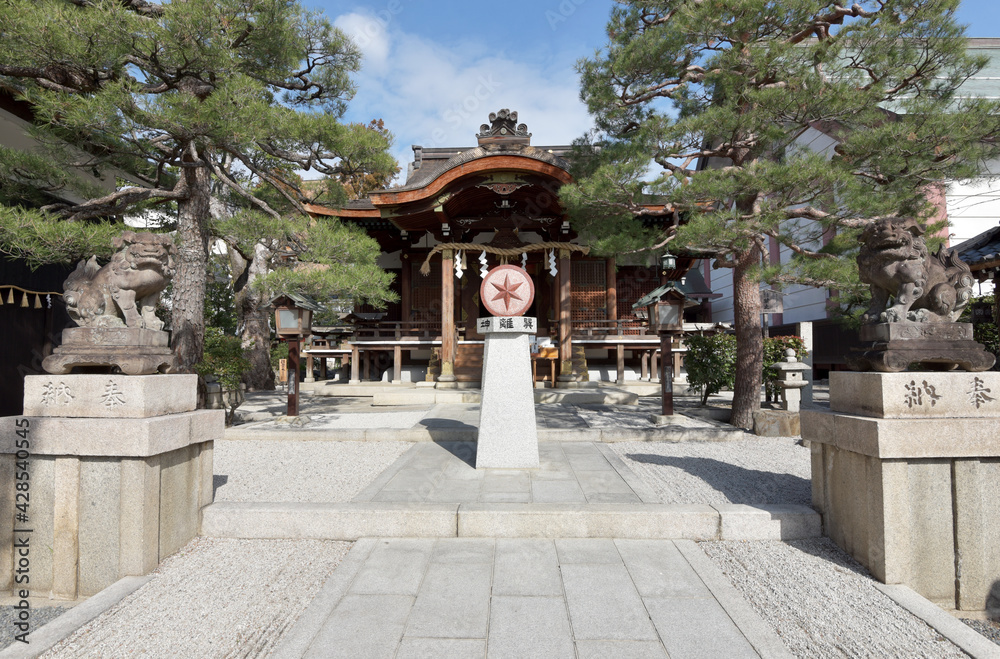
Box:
[778,537,873,579]
[625,454,811,506]
[534,404,589,428]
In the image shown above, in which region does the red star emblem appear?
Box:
[491,274,523,311]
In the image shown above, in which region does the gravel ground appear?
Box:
[0,606,67,652]
[702,538,968,658]
[41,537,350,659]
[610,436,811,505]
[214,439,412,502]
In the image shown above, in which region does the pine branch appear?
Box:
[41,184,186,222]
[207,155,282,219]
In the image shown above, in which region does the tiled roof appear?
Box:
[395,144,572,192]
[954,221,1000,269]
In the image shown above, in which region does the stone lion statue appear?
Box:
[64,231,176,330]
[858,217,973,324]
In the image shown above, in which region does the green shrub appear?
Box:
[685,333,810,405]
[196,327,252,391]
[684,334,737,405]
[960,295,998,362]
[196,327,252,425]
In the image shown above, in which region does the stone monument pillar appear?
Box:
[476,265,539,469]
[803,217,999,613]
[477,316,540,469]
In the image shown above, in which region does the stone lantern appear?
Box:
[771,348,810,412]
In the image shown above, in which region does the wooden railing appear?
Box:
[571,318,653,337]
[339,317,657,343]
[349,321,442,340]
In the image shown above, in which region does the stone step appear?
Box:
[200,501,820,541]
[223,423,744,443]
[370,388,641,406]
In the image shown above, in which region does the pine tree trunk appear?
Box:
[231,243,275,390]
[171,160,211,372]
[240,305,275,390]
[730,245,764,429]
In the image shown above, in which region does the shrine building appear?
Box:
[304,109,721,386]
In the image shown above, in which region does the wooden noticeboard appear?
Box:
[279,358,288,384]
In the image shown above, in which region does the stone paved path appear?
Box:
[354,441,657,505]
[274,537,792,659]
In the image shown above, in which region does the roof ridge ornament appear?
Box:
[477,109,531,145]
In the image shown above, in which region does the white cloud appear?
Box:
[334,11,392,72]
[335,16,595,184]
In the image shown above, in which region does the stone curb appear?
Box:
[223,425,743,443]
[0,575,151,659]
[269,538,378,659]
[676,540,795,659]
[874,583,1000,659]
[200,502,820,541]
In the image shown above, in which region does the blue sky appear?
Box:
[307,0,1000,180]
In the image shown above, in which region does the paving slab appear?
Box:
[492,539,562,597]
[285,537,789,658]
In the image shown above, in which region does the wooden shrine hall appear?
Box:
[304,109,719,387]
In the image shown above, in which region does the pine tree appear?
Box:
[0,0,397,371]
[564,0,1000,428]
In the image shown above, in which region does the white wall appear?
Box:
[946,159,1000,246]
[0,107,116,203]
[708,264,735,323]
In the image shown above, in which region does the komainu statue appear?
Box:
[858,217,973,324]
[43,231,177,375]
[849,217,993,372]
[64,231,175,330]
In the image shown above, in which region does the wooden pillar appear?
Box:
[651,348,659,382]
[287,338,300,416]
[438,249,457,385]
[363,350,371,381]
[319,357,327,381]
[641,350,649,381]
[401,252,412,328]
[661,333,673,416]
[350,345,360,384]
[557,248,574,385]
[606,257,617,322]
[616,344,625,385]
[393,344,402,384]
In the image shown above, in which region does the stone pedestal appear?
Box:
[1,374,222,599]
[803,371,1000,612]
[42,327,176,375]
[847,322,995,372]
[476,317,539,469]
